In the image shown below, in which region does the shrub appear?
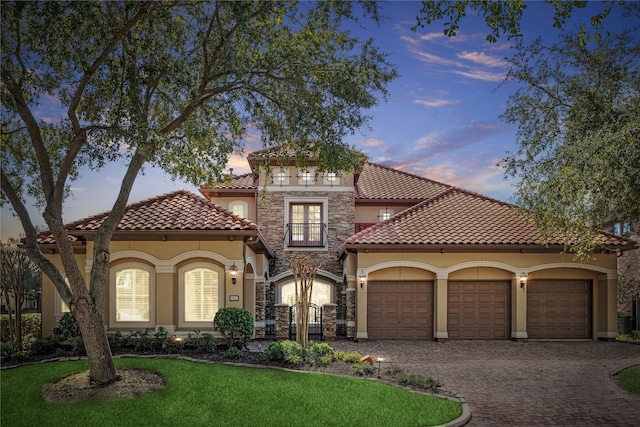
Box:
[70,336,86,356]
[129,330,156,352]
[262,340,285,362]
[1,341,17,359]
[107,331,125,352]
[632,330,640,340]
[190,333,216,353]
[308,342,335,367]
[281,340,306,365]
[225,347,242,359]
[58,312,81,339]
[213,308,254,349]
[351,362,375,376]
[395,372,441,390]
[1,313,41,342]
[262,340,307,366]
[335,350,362,363]
[29,335,62,355]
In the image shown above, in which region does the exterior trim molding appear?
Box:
[103,249,239,270]
[270,268,342,284]
[361,260,616,278]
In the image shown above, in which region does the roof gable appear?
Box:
[37,190,258,244]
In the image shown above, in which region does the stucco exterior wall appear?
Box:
[353,250,618,341]
[41,238,266,336]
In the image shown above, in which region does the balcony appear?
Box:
[285,223,328,247]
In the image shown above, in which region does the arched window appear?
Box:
[109,263,155,328]
[279,280,332,306]
[179,264,223,328]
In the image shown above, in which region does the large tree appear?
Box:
[413,1,639,260]
[413,0,622,44]
[1,1,396,383]
[499,26,640,260]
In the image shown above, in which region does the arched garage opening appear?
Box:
[447,267,512,340]
[366,267,435,340]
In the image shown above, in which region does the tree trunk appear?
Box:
[73,299,116,384]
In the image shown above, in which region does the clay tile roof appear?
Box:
[37,190,257,243]
[346,189,630,247]
[356,162,452,200]
[216,173,257,190]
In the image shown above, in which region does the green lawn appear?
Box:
[1,358,462,427]
[615,364,640,395]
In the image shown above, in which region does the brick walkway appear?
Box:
[330,340,640,426]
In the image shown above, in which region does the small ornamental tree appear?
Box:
[213,307,254,350]
[289,255,322,348]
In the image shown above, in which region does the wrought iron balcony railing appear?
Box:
[285,223,327,247]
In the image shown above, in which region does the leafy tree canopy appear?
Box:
[0,0,396,383]
[413,0,622,44]
[499,21,640,261]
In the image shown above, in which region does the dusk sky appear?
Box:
[1,1,633,241]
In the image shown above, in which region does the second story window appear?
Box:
[323,172,340,186]
[229,201,248,218]
[288,203,324,247]
[298,168,316,185]
[273,169,290,186]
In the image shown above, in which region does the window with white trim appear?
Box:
[284,197,328,250]
[178,263,223,328]
[229,200,248,218]
[298,167,316,185]
[379,208,394,221]
[323,172,340,186]
[280,280,332,306]
[272,168,290,186]
[109,263,155,328]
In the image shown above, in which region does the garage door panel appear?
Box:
[448,281,511,340]
[368,281,433,340]
[527,280,591,339]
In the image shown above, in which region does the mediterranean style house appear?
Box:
[38,147,636,342]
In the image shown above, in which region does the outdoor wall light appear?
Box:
[357,269,367,289]
[230,262,239,285]
[519,272,528,289]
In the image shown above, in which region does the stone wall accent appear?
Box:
[346,288,356,339]
[322,303,337,340]
[254,282,266,339]
[257,190,355,279]
[275,304,290,340]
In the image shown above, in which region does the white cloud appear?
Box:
[458,51,508,67]
[413,99,457,108]
[452,69,505,82]
[362,139,384,148]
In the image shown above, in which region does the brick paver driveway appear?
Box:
[331,340,640,426]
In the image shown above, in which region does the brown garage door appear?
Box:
[368,281,433,340]
[527,280,591,339]
[448,281,511,339]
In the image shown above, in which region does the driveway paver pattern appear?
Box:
[330,340,640,426]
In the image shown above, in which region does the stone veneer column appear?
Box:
[254,282,266,339]
[275,304,290,340]
[346,287,356,339]
[322,303,337,340]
